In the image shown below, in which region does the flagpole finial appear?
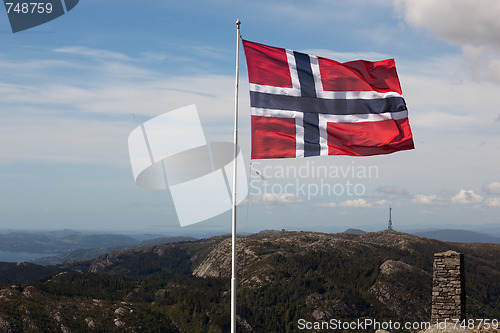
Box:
[236,19,241,26]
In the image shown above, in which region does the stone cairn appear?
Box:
[431,250,466,324]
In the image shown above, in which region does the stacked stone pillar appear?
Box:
[431,250,465,323]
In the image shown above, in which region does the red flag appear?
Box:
[242,40,414,159]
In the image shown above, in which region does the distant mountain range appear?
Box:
[0,229,140,254]
[342,228,500,243]
[410,229,500,243]
[0,230,196,265]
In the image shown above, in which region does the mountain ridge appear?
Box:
[411,228,500,243]
[0,230,140,254]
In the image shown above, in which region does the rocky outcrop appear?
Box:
[379,260,414,276]
[369,259,431,319]
[192,238,233,278]
[192,230,361,284]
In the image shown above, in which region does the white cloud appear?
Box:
[339,199,388,208]
[372,199,390,207]
[394,0,500,83]
[251,193,305,205]
[318,198,391,209]
[340,199,368,208]
[483,182,500,195]
[376,186,409,199]
[411,194,447,206]
[412,190,487,206]
[450,189,484,205]
[316,202,337,208]
[394,0,500,46]
[485,197,500,208]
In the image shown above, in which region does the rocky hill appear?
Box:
[192,230,499,328]
[0,230,498,332]
[0,262,64,285]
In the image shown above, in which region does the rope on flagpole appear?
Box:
[231,18,241,333]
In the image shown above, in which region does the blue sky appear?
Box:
[1,0,500,235]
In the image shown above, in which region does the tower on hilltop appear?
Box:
[388,206,393,230]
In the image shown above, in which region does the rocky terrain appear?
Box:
[0,230,498,332]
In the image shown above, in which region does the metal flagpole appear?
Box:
[231,19,241,333]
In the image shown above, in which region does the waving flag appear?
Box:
[242,40,414,159]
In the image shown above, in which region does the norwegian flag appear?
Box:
[242,40,414,159]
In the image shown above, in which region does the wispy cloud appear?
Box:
[394,0,500,47]
[450,189,483,205]
[179,44,232,61]
[411,194,447,206]
[339,199,388,208]
[0,46,240,167]
[376,186,410,199]
[54,47,132,62]
[316,202,337,208]
[485,197,500,208]
[251,193,305,205]
[483,181,500,195]
[0,114,131,166]
[411,189,500,208]
[139,52,168,62]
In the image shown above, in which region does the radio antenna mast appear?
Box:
[388,206,393,230]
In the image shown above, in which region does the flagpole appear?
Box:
[231,19,241,333]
